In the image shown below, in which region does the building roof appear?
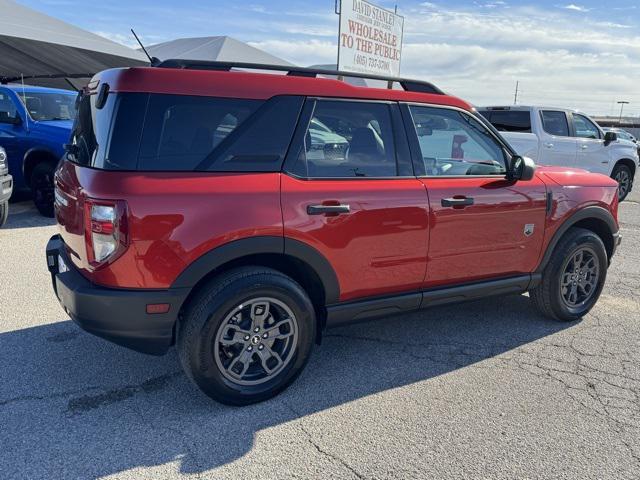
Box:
[146,36,292,66]
[0,0,147,89]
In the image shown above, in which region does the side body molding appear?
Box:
[171,236,340,304]
[536,205,618,273]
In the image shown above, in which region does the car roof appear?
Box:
[3,84,76,95]
[92,67,473,111]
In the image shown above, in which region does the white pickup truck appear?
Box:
[479,106,639,200]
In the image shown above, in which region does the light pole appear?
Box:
[617,101,629,125]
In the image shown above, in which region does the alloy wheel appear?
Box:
[214,297,298,386]
[615,169,630,200]
[560,247,600,308]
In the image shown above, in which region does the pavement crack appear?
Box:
[285,402,365,479]
[65,371,182,415]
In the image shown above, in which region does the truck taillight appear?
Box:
[84,199,128,267]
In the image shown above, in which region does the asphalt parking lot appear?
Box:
[1,189,639,480]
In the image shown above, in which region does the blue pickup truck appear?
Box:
[0,84,76,216]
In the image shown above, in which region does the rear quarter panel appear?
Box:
[55,162,283,289]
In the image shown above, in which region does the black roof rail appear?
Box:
[155,59,445,95]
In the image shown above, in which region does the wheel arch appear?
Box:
[171,236,340,342]
[613,158,636,178]
[537,206,617,274]
[23,148,60,187]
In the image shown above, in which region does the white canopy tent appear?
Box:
[146,36,292,66]
[0,0,147,90]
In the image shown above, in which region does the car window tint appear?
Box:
[0,92,18,123]
[573,114,601,139]
[296,100,397,178]
[479,110,531,133]
[540,111,570,137]
[138,95,260,170]
[409,106,507,177]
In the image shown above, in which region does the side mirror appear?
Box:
[509,155,536,182]
[604,131,617,146]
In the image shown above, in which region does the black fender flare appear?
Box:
[171,236,340,304]
[536,205,618,274]
[22,147,61,182]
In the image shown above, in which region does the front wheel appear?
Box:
[530,228,608,321]
[177,267,316,405]
[612,163,633,201]
[31,162,55,218]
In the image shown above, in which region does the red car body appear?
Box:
[47,64,620,356]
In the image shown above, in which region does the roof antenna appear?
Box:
[20,74,29,132]
[131,29,160,66]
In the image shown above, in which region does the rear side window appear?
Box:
[479,110,531,133]
[70,92,303,172]
[293,100,397,178]
[540,110,570,137]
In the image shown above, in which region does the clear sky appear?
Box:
[17,0,640,116]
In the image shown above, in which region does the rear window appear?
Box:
[69,92,303,172]
[479,110,531,133]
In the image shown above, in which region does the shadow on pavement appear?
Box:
[1,201,55,230]
[0,293,574,478]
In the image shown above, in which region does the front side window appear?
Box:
[18,92,77,121]
[409,106,507,177]
[540,110,570,137]
[295,100,397,178]
[573,114,601,139]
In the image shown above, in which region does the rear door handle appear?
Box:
[544,142,554,149]
[581,144,589,150]
[441,197,474,208]
[307,204,351,215]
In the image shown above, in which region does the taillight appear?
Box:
[84,199,128,267]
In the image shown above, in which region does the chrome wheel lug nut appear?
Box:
[262,333,268,338]
[258,345,264,350]
[244,335,250,341]
[254,327,260,333]
[247,346,253,351]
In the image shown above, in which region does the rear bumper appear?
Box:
[46,235,189,355]
[0,173,12,203]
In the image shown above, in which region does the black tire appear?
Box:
[530,227,607,321]
[611,163,633,201]
[177,267,316,406]
[31,162,55,218]
[0,201,8,228]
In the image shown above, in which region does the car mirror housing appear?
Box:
[509,155,536,182]
[604,131,617,146]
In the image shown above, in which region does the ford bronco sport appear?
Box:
[46,61,621,405]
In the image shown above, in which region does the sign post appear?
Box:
[337,0,404,78]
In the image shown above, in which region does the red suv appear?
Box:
[46,61,621,405]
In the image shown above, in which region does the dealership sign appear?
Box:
[337,0,404,77]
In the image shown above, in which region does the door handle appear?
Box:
[581,144,589,150]
[307,204,351,215]
[441,197,474,208]
[544,142,554,149]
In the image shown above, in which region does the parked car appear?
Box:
[603,127,640,158]
[479,106,639,200]
[0,84,76,216]
[0,146,11,227]
[47,62,621,405]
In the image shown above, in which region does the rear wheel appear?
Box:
[0,201,8,227]
[530,228,607,321]
[31,162,55,217]
[177,267,316,405]
[612,163,632,201]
